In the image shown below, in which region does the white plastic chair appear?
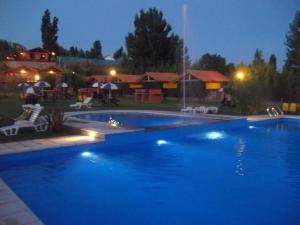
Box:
[0,106,48,136]
[181,106,194,113]
[70,97,93,109]
[195,106,208,114]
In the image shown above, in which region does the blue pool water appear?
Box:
[75,112,214,128]
[0,118,300,225]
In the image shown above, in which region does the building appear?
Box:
[8,47,55,62]
[4,61,61,82]
[142,72,180,97]
[185,69,230,100]
[91,74,144,94]
[2,47,61,82]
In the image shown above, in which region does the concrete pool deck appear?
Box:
[0,135,103,156]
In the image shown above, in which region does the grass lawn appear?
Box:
[0,92,242,143]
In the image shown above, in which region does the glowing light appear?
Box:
[20,69,27,74]
[206,132,223,140]
[20,52,24,56]
[110,69,117,76]
[108,117,120,127]
[51,52,56,56]
[34,74,40,81]
[236,72,245,81]
[72,71,76,74]
[49,70,54,74]
[87,130,97,140]
[157,140,167,145]
[248,125,255,129]
[81,151,92,157]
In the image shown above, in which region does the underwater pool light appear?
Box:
[248,125,255,129]
[157,140,167,145]
[206,131,223,140]
[81,151,93,157]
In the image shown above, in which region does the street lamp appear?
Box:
[110,69,117,76]
[236,71,245,81]
[35,74,40,81]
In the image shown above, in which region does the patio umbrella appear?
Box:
[18,82,29,92]
[57,82,68,88]
[92,82,103,88]
[25,86,40,94]
[101,82,118,90]
[34,81,51,88]
[18,82,29,88]
[101,83,118,101]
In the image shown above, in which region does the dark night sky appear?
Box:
[0,0,299,68]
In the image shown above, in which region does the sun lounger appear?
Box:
[194,106,208,114]
[0,105,48,136]
[206,106,218,114]
[181,107,194,113]
[70,97,93,109]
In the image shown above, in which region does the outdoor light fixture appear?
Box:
[20,69,27,74]
[110,69,117,76]
[108,117,120,127]
[51,52,56,56]
[34,74,40,81]
[49,70,54,74]
[81,129,103,140]
[20,52,24,56]
[236,71,245,81]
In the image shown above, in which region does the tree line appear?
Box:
[0,8,299,102]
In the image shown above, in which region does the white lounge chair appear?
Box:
[70,97,93,109]
[194,106,208,114]
[0,106,48,136]
[206,106,218,114]
[181,106,194,113]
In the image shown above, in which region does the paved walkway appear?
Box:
[0,135,102,156]
[0,178,44,225]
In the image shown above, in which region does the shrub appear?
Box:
[44,110,68,132]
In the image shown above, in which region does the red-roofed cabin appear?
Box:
[4,61,61,83]
[18,48,53,61]
[142,72,180,98]
[185,70,230,100]
[91,74,144,95]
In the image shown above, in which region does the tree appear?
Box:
[250,49,267,82]
[266,54,278,97]
[41,9,59,53]
[125,8,183,73]
[192,53,233,75]
[283,10,300,101]
[113,47,124,60]
[0,39,25,60]
[90,40,103,59]
[233,64,264,115]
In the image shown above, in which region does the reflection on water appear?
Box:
[235,138,245,176]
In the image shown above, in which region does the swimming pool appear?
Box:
[74,112,216,128]
[0,118,300,225]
